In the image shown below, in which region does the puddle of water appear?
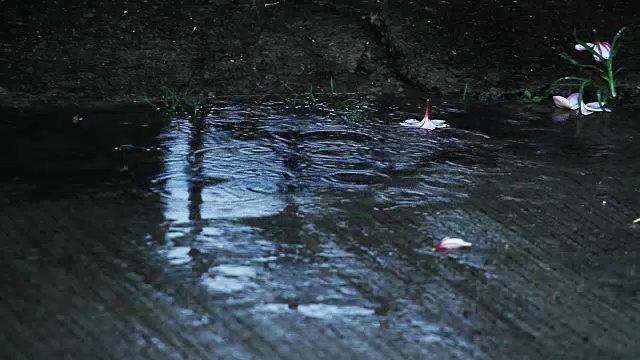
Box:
[201,275,255,293]
[2,98,640,359]
[255,303,375,319]
[213,264,257,278]
[165,246,192,265]
[297,304,375,318]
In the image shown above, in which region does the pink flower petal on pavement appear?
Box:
[579,102,594,115]
[432,237,472,251]
[566,93,581,109]
[584,102,611,112]
[553,93,579,110]
[553,96,572,109]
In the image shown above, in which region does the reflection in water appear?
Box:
[201,264,259,293]
[255,303,375,319]
[165,246,192,265]
[155,117,287,222]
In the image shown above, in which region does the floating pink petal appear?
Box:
[432,237,472,251]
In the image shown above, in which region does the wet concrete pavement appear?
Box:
[1,99,639,359]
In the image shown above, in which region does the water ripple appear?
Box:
[151,101,497,224]
[322,170,391,187]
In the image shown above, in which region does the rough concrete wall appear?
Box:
[0,0,638,108]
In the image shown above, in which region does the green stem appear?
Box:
[606,26,628,98]
[608,58,616,98]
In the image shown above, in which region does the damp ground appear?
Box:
[1,97,639,359]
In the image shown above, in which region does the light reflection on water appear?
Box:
[149,101,494,315]
[155,118,289,222]
[125,100,640,357]
[150,99,640,277]
[152,104,485,224]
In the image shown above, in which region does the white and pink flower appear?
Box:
[401,99,449,130]
[575,31,611,62]
[552,93,611,115]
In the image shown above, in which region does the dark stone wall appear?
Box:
[0,0,638,108]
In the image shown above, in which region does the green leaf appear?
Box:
[544,76,591,96]
[613,66,626,77]
[561,53,606,74]
[611,26,629,51]
[596,88,607,108]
